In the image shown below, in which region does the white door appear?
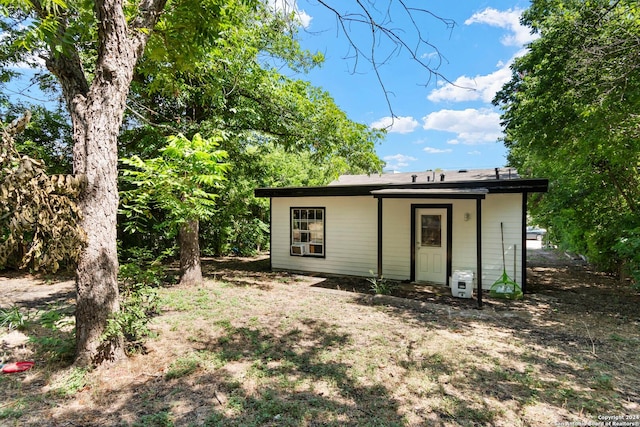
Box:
[416,208,447,284]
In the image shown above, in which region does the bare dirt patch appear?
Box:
[1,249,639,426]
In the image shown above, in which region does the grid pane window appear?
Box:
[291,208,325,256]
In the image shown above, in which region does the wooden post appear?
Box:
[476,197,483,309]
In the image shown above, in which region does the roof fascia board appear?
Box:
[254,178,549,198]
[372,193,486,200]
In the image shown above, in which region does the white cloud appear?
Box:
[421,51,440,60]
[383,154,417,170]
[427,8,538,104]
[371,116,419,134]
[427,65,512,103]
[422,108,502,144]
[423,147,452,154]
[296,9,312,28]
[464,8,536,47]
[269,0,312,28]
[467,150,482,155]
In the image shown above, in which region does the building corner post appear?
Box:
[476,197,483,309]
[377,197,383,277]
[269,198,273,271]
[522,192,528,294]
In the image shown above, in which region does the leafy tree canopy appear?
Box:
[494,0,640,276]
[125,0,383,174]
[120,132,229,235]
[118,1,384,258]
[2,103,72,174]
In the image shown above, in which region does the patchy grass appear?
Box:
[0,305,29,330]
[0,253,639,426]
[48,366,90,398]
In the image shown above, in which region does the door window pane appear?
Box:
[421,214,441,247]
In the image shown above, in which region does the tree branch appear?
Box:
[30,0,90,109]
[313,0,456,121]
[128,0,168,55]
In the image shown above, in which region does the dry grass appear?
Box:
[1,250,639,426]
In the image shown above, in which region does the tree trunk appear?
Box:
[179,219,203,286]
[38,0,167,366]
[68,0,140,365]
[72,95,127,366]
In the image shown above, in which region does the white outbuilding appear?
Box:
[255,168,548,307]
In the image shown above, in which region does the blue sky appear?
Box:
[285,1,537,173]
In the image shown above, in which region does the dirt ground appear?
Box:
[1,247,639,426]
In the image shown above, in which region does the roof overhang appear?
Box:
[254,178,549,198]
[371,188,488,199]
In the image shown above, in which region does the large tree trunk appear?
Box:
[179,219,203,286]
[72,93,128,365]
[71,43,136,365]
[40,0,167,366]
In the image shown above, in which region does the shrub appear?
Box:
[367,270,396,295]
[0,305,28,330]
[102,249,169,353]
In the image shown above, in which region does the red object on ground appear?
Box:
[1,361,35,373]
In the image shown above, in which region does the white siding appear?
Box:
[381,199,411,280]
[271,196,378,276]
[480,193,523,289]
[270,193,524,290]
[450,199,478,275]
[380,198,479,281]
